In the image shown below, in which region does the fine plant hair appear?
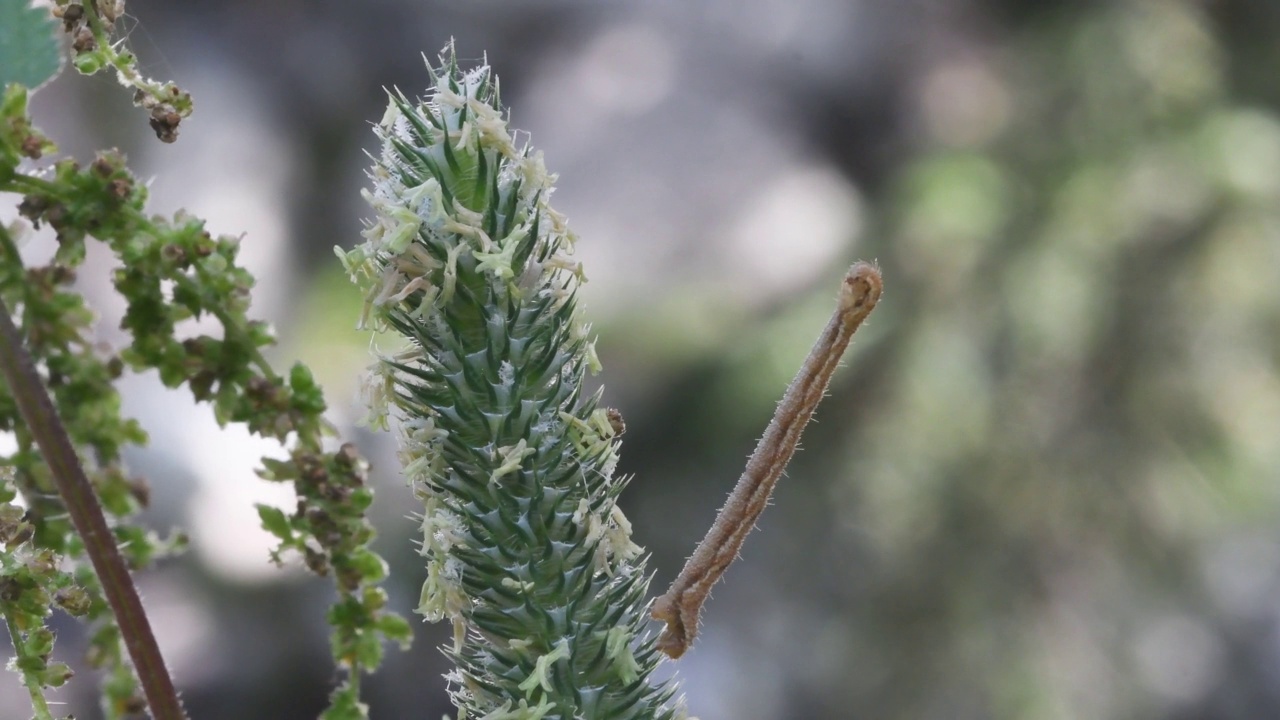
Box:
[0,5,880,718]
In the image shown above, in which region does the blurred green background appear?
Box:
[6,0,1280,718]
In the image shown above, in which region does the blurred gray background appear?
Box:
[7,0,1280,718]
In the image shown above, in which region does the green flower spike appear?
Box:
[340,46,686,720]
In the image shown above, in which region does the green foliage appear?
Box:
[0,0,61,90]
[0,473,78,720]
[342,47,681,719]
[0,12,402,716]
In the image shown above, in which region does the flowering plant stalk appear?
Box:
[340,47,683,719]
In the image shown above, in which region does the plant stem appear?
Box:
[4,172,59,195]
[81,1,160,100]
[0,290,186,720]
[652,262,883,658]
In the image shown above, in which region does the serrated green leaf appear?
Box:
[0,0,62,90]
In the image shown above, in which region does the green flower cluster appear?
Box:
[341,47,683,720]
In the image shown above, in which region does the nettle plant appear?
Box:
[0,3,881,719]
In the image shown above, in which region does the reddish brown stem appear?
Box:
[652,262,883,659]
[0,297,187,720]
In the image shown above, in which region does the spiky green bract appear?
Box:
[342,47,680,720]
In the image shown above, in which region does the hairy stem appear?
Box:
[652,261,883,658]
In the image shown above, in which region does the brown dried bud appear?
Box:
[99,0,123,25]
[17,195,50,225]
[59,4,85,31]
[72,27,95,53]
[109,177,132,200]
[128,478,151,508]
[90,155,116,177]
[121,694,148,715]
[160,243,188,265]
[49,264,76,285]
[20,134,45,159]
[606,407,626,437]
[304,546,330,576]
[149,106,182,143]
[54,586,93,616]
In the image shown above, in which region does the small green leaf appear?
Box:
[346,548,388,583]
[326,596,366,628]
[289,362,316,393]
[348,487,374,513]
[27,627,54,656]
[0,81,26,117]
[289,362,326,413]
[40,661,73,688]
[375,613,413,647]
[256,504,294,542]
[257,457,298,481]
[319,685,368,720]
[0,0,62,90]
[72,51,103,75]
[353,631,384,669]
